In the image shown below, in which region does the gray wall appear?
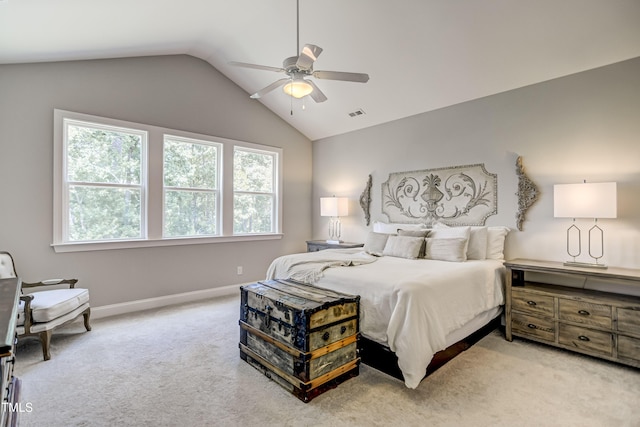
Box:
[313,57,640,269]
[0,55,312,306]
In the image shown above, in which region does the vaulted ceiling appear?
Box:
[2,0,640,141]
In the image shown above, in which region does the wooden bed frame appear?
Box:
[358,316,501,382]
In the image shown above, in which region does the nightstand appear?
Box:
[306,240,364,252]
[504,259,640,369]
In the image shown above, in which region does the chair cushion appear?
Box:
[17,303,90,335]
[18,288,90,325]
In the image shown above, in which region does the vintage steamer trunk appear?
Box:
[239,279,360,402]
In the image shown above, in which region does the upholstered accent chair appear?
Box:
[0,251,91,360]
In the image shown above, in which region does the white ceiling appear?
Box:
[2,0,640,141]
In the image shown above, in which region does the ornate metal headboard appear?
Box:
[381,163,497,226]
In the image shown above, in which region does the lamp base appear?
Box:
[563,261,608,270]
[326,239,343,244]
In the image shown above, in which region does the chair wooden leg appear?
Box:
[39,330,52,361]
[83,308,92,332]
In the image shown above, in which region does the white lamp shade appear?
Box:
[553,182,617,219]
[320,197,349,217]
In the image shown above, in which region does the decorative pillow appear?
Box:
[397,229,430,238]
[467,226,488,260]
[487,226,510,260]
[429,223,471,256]
[382,235,424,259]
[425,238,468,262]
[373,221,425,234]
[397,229,430,258]
[364,232,393,256]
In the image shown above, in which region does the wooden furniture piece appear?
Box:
[360,317,500,381]
[0,251,91,361]
[504,259,640,368]
[239,279,360,402]
[306,240,364,252]
[1,277,21,427]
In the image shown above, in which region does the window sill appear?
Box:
[51,234,283,253]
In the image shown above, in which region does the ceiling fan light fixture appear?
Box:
[283,79,313,98]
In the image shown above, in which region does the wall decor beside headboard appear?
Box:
[515,156,539,231]
[382,163,497,226]
[359,174,372,226]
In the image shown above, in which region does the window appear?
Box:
[163,136,221,238]
[63,119,146,242]
[233,147,277,234]
[53,110,282,252]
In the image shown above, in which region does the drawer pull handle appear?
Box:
[322,331,331,341]
[527,324,537,329]
[577,310,590,316]
[527,301,537,306]
[340,326,347,334]
[578,335,590,342]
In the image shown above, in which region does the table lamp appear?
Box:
[320,196,348,244]
[553,181,617,269]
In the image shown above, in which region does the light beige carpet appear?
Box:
[14,294,640,427]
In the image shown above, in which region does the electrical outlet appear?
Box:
[237,266,243,275]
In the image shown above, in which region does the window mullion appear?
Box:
[143,128,161,240]
[221,143,234,236]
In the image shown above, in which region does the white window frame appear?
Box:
[53,110,282,252]
[162,135,223,238]
[57,117,148,243]
[233,146,280,235]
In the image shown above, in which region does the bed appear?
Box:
[266,224,509,389]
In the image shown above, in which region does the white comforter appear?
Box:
[266,249,505,389]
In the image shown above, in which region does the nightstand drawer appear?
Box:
[512,289,554,316]
[617,308,640,335]
[512,312,555,342]
[618,335,640,362]
[558,324,613,356]
[558,299,612,329]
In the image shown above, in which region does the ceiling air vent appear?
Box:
[348,109,366,118]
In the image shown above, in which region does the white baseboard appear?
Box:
[91,283,243,320]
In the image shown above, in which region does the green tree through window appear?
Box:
[163,137,220,237]
[233,148,276,234]
[55,110,281,250]
[66,123,144,241]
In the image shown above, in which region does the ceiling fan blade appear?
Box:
[313,70,370,83]
[249,78,290,99]
[296,44,323,71]
[306,80,327,103]
[229,61,285,73]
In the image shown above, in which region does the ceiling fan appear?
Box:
[229,0,369,104]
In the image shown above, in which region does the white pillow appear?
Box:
[425,238,468,262]
[382,235,424,259]
[397,229,430,258]
[396,229,429,238]
[373,221,425,234]
[467,226,488,260]
[364,232,392,256]
[487,226,510,260]
[429,223,471,256]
